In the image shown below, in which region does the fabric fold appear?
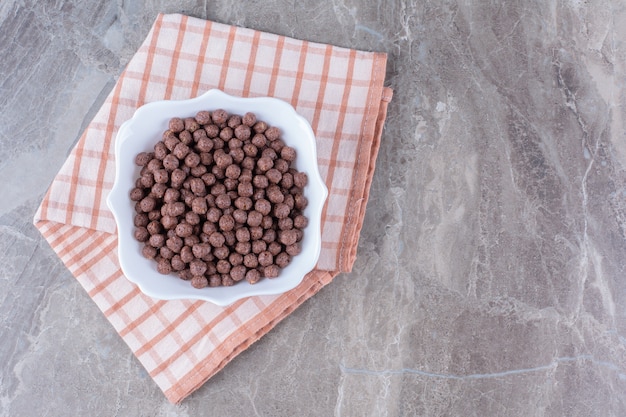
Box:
[34,13,391,403]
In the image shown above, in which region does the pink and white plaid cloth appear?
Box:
[34,13,392,403]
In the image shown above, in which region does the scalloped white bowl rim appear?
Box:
[106,89,327,306]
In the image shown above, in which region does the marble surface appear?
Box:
[2,0,626,415]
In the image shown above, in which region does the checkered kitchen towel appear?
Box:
[34,13,392,403]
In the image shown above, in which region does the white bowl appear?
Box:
[107,89,327,306]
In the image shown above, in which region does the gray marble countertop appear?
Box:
[2,1,626,416]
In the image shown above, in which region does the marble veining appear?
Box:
[2,0,626,416]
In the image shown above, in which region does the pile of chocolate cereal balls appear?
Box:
[130,109,308,289]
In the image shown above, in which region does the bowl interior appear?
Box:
[107,89,327,306]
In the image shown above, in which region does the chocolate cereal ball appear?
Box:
[235,241,251,255]
[242,112,256,127]
[130,187,144,201]
[258,251,273,267]
[293,172,308,188]
[195,110,212,125]
[211,109,228,124]
[205,124,219,138]
[227,115,241,128]
[251,133,267,148]
[157,258,173,274]
[134,227,150,242]
[246,269,261,284]
[179,130,193,145]
[279,229,298,246]
[140,196,157,213]
[222,274,235,286]
[229,252,243,266]
[208,274,222,287]
[234,125,251,140]
[249,226,263,241]
[192,243,211,259]
[265,126,280,141]
[208,232,225,248]
[169,117,185,133]
[256,156,274,172]
[135,152,152,166]
[134,213,149,227]
[246,210,263,227]
[253,121,267,133]
[275,252,291,268]
[184,117,200,132]
[266,169,282,184]
[175,223,193,238]
[230,265,246,281]
[191,275,209,289]
[280,146,296,162]
[142,245,157,259]
[214,246,229,260]
[263,264,280,278]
